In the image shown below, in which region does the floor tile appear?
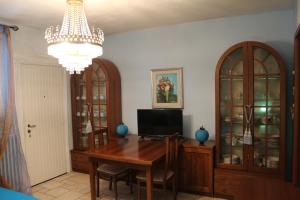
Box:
[45,187,69,197]
[55,191,82,200]
[33,192,55,200]
[40,181,63,190]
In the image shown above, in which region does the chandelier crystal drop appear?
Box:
[45,0,104,74]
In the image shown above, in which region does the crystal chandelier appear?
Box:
[45,0,104,74]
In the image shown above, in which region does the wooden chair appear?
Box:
[136,133,179,200]
[89,128,133,200]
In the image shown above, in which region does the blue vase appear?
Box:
[116,123,128,137]
[195,126,209,145]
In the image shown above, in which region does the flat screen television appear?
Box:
[137,109,183,137]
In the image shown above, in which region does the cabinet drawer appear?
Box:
[71,151,89,173]
[71,151,88,162]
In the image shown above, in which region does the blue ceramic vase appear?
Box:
[195,126,209,145]
[116,123,128,137]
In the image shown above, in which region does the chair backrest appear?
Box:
[164,133,179,181]
[87,103,108,151]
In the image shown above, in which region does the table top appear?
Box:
[86,134,166,166]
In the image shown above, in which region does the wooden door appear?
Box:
[21,64,67,185]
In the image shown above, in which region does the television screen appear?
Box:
[137,109,183,137]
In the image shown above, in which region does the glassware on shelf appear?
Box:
[222,154,241,165]
[100,111,106,117]
[99,94,106,103]
[268,138,279,149]
[232,107,243,123]
[93,111,99,117]
[93,95,98,100]
[263,156,279,169]
[254,151,265,168]
[232,79,243,105]
[80,135,88,148]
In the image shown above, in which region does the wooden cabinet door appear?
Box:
[71,70,89,150]
[247,42,285,175]
[215,42,248,170]
[180,147,213,194]
[293,26,300,186]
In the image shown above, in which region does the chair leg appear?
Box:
[137,180,141,200]
[172,177,176,200]
[113,177,118,200]
[129,171,133,194]
[163,182,167,200]
[109,177,112,191]
[96,173,100,197]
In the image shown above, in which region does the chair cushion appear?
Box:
[136,169,174,183]
[97,164,128,175]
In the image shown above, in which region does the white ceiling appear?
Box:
[0,0,294,34]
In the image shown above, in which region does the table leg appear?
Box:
[89,158,96,200]
[146,166,153,200]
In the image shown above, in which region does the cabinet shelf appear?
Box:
[92,103,107,106]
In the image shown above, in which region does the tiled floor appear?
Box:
[32,172,226,200]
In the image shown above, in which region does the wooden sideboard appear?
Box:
[179,139,215,195]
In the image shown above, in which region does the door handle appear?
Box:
[28,124,36,128]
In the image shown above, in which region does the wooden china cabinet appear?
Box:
[215,41,286,198]
[70,58,121,173]
[293,25,300,187]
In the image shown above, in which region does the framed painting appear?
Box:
[151,68,183,108]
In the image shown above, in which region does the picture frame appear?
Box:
[151,68,183,108]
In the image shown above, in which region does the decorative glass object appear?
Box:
[116,123,129,137]
[195,126,209,144]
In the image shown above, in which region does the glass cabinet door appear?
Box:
[219,47,245,167]
[75,73,89,149]
[252,47,281,170]
[91,63,108,145]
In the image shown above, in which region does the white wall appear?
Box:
[103,10,295,139]
[297,0,300,25]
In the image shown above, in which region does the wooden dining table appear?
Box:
[86,134,166,200]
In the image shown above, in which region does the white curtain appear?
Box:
[0,25,32,194]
